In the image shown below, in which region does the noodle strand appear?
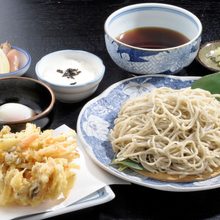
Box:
[111,87,220,176]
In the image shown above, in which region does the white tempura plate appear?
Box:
[1,125,116,220]
[17,186,114,220]
[77,74,220,192]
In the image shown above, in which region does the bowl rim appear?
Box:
[104,3,202,51]
[0,76,55,125]
[0,46,31,77]
[35,50,105,88]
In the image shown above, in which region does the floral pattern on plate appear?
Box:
[77,75,220,192]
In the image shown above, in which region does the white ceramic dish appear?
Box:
[0,46,31,78]
[77,74,220,192]
[14,186,114,220]
[104,3,202,74]
[35,50,105,103]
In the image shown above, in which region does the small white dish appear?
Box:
[35,50,105,103]
[0,46,31,78]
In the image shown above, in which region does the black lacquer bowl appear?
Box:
[0,76,55,131]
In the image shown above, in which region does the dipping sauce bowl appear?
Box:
[104,3,202,74]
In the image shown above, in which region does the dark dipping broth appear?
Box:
[116,27,190,49]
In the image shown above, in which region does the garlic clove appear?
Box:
[0,42,12,55]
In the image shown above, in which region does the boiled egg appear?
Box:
[0,103,35,122]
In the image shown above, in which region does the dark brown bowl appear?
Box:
[0,76,55,131]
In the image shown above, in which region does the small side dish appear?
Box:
[0,42,21,73]
[0,42,31,77]
[37,51,99,86]
[197,40,220,71]
[0,123,79,206]
[0,77,55,131]
[36,50,105,103]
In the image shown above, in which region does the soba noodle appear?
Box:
[110,87,220,177]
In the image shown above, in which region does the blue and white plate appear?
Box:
[77,74,220,192]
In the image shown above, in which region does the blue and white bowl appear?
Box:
[104,3,202,75]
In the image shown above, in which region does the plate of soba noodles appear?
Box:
[77,74,220,191]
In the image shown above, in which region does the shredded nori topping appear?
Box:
[57,68,81,85]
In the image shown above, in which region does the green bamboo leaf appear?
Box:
[191,72,220,94]
[112,158,144,171]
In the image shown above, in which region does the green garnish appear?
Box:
[112,158,144,171]
[206,47,220,67]
[191,72,220,94]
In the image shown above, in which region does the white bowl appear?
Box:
[104,3,202,74]
[35,50,105,103]
[0,46,31,78]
